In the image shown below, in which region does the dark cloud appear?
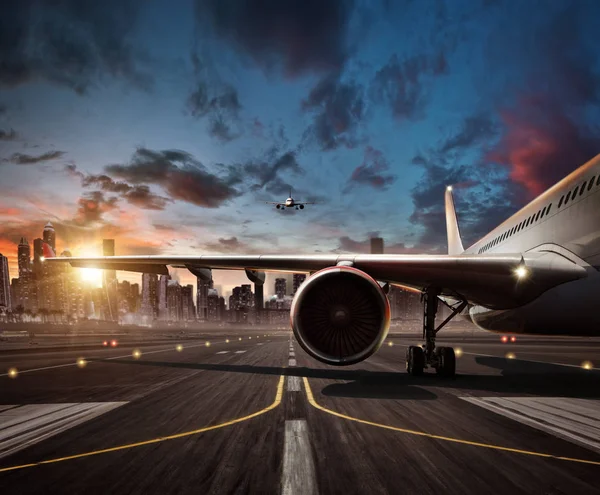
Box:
[186,52,242,142]
[73,191,119,227]
[106,148,238,208]
[343,146,396,193]
[408,113,508,250]
[0,128,17,140]
[0,0,151,94]
[201,236,261,254]
[484,2,600,199]
[244,149,304,193]
[66,166,171,210]
[8,150,65,164]
[208,115,239,142]
[187,81,241,119]
[194,0,355,77]
[301,74,365,151]
[371,52,448,121]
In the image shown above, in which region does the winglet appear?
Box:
[445,186,464,255]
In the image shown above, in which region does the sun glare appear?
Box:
[80,268,103,286]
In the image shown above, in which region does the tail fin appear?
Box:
[42,242,56,259]
[445,186,464,255]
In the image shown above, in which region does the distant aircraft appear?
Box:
[47,154,600,377]
[265,188,315,210]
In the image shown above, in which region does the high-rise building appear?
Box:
[33,238,44,275]
[181,284,195,321]
[196,277,213,320]
[58,249,85,319]
[158,274,169,320]
[17,237,32,309]
[292,274,306,295]
[207,288,219,321]
[167,280,183,321]
[275,278,286,298]
[102,239,118,322]
[370,237,384,255]
[0,254,11,310]
[130,283,140,314]
[43,222,56,251]
[141,273,159,320]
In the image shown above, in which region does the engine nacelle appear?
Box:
[276,204,281,209]
[291,266,390,366]
[299,204,304,209]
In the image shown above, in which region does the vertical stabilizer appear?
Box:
[445,186,464,255]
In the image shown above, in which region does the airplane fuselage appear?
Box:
[463,155,600,335]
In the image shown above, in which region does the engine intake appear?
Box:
[291,266,390,365]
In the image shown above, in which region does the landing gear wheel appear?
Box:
[406,345,424,376]
[435,347,456,377]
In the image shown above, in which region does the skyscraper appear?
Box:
[141,273,159,320]
[43,222,55,251]
[181,284,195,321]
[33,238,43,275]
[196,277,213,320]
[292,274,306,295]
[102,239,118,322]
[158,274,169,320]
[370,237,384,255]
[0,254,11,310]
[275,278,286,298]
[17,237,31,309]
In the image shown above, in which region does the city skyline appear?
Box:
[2,1,600,301]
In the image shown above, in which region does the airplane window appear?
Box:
[597,175,600,186]
[547,203,552,214]
[589,178,595,191]
[558,196,564,207]
[572,186,579,197]
[565,191,571,204]
[540,206,546,217]
[580,181,587,194]
[535,210,541,221]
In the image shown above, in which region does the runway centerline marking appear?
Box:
[0,376,285,474]
[281,420,317,495]
[302,377,600,467]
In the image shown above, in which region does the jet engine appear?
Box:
[291,266,390,365]
[276,204,281,209]
[299,204,304,209]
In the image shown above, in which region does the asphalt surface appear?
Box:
[1,329,600,495]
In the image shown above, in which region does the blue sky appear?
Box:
[1,0,600,297]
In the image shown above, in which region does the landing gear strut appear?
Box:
[405,287,467,378]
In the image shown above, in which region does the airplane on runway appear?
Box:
[46,154,600,378]
[265,188,315,210]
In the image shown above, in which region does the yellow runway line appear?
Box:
[302,377,600,467]
[0,376,285,474]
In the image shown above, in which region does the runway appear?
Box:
[1,329,600,494]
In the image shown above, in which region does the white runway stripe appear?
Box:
[234,350,247,354]
[288,358,297,367]
[287,376,301,392]
[462,397,600,454]
[281,420,317,495]
[216,351,229,355]
[0,402,127,460]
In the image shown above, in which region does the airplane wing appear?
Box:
[265,202,281,204]
[46,251,586,310]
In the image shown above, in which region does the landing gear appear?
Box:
[405,287,466,378]
[406,346,424,375]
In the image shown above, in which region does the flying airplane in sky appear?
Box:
[46,154,600,377]
[265,188,315,210]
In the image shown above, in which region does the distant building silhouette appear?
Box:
[292,274,306,295]
[370,237,384,255]
[0,253,11,310]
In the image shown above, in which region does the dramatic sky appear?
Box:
[1,0,600,297]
